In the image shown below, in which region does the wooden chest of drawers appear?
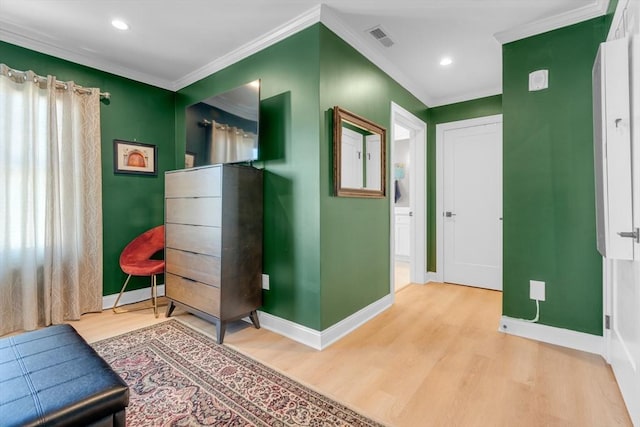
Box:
[164,164,263,343]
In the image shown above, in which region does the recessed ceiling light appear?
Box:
[111,19,129,31]
[440,57,453,66]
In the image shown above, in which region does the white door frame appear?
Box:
[390,102,427,296]
[435,114,503,282]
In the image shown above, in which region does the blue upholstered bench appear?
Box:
[0,324,129,426]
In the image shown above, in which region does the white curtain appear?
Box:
[0,64,103,335]
[208,121,257,164]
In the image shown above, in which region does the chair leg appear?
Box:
[113,273,162,315]
[112,274,133,313]
[152,274,158,318]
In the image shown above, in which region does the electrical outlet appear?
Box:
[262,274,270,290]
[530,280,545,301]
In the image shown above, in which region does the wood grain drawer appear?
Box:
[165,166,221,198]
[166,273,220,317]
[166,197,221,226]
[165,248,220,287]
[165,224,221,256]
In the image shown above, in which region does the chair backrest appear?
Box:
[119,225,165,267]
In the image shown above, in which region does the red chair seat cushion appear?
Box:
[121,259,165,276]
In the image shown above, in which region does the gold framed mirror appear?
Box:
[333,106,386,198]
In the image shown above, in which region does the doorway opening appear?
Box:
[390,103,427,295]
[393,125,411,291]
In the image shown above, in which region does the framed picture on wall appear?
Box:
[185,152,196,168]
[113,139,157,176]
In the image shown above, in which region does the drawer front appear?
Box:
[165,224,221,257]
[166,273,220,317]
[166,197,221,227]
[165,166,221,198]
[165,248,220,287]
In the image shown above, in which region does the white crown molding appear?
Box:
[207,96,257,121]
[499,316,605,356]
[172,5,322,91]
[429,85,502,108]
[319,5,434,107]
[258,293,393,350]
[0,23,175,91]
[494,0,610,44]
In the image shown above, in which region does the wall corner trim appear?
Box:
[499,316,605,356]
[258,294,393,350]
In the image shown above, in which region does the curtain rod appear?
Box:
[2,65,110,100]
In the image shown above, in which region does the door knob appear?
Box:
[445,211,456,217]
[409,211,413,217]
[618,228,639,243]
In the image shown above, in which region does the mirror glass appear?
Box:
[333,106,386,198]
[185,80,260,168]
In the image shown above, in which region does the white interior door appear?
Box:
[341,127,363,189]
[442,121,502,290]
[365,134,381,191]
[605,2,640,424]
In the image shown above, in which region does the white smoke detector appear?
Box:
[529,69,549,91]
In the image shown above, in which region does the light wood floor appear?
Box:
[394,260,410,292]
[70,283,631,427]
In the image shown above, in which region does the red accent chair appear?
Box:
[112,225,165,317]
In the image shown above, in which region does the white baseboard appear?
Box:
[499,316,604,356]
[258,294,393,350]
[425,272,441,283]
[102,285,165,310]
[256,312,322,349]
[105,286,391,351]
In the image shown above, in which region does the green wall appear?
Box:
[176,25,323,329]
[4,8,617,335]
[427,95,502,270]
[177,24,430,331]
[502,18,608,334]
[1,41,175,297]
[318,26,429,329]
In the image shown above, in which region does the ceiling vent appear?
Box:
[368,25,394,47]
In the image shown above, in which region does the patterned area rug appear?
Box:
[92,320,384,426]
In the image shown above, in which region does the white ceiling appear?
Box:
[0,0,608,107]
